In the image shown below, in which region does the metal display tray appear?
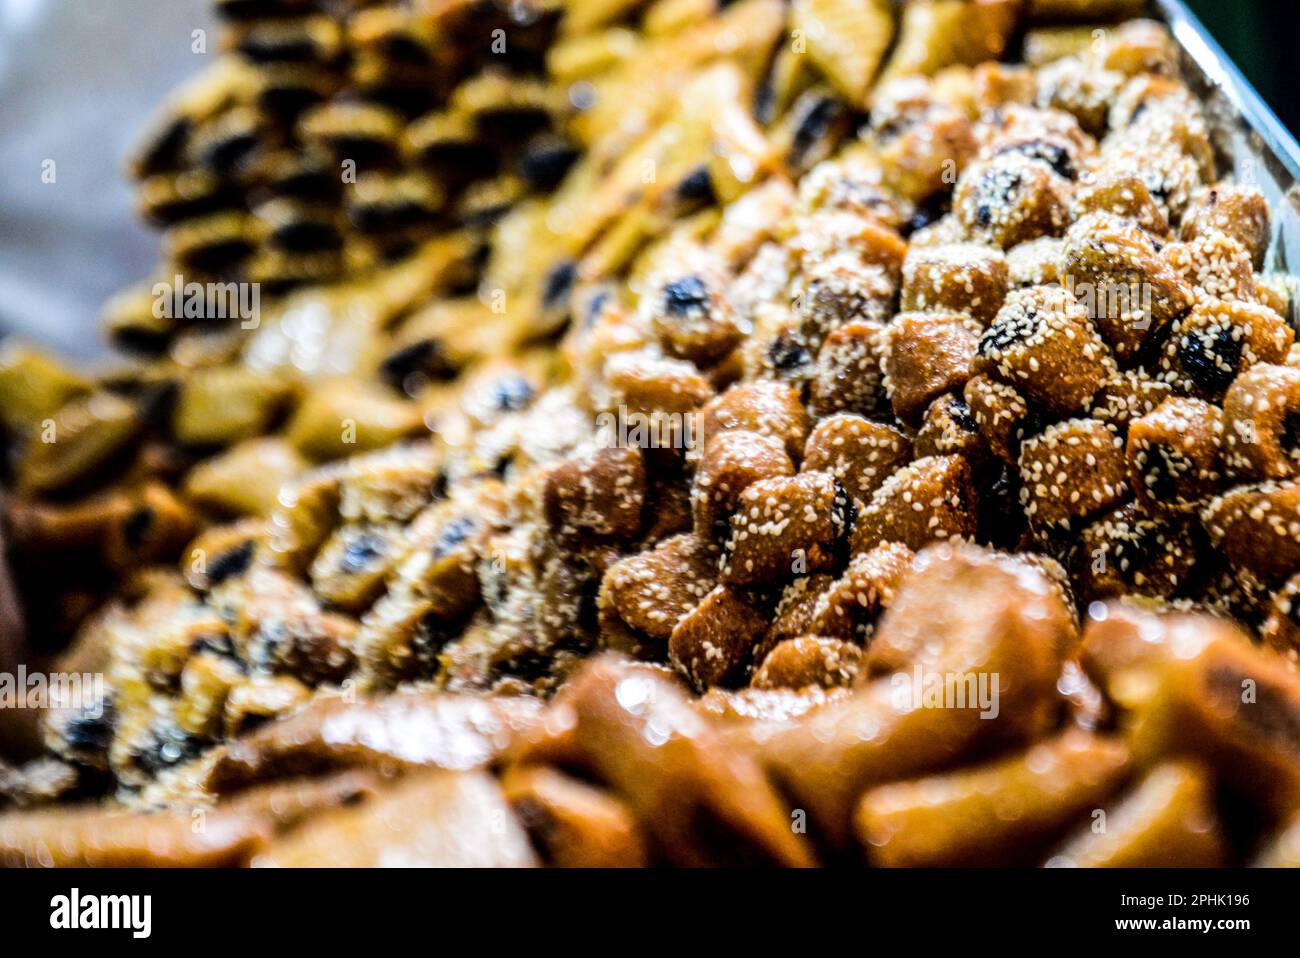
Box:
[1153,0,1300,328]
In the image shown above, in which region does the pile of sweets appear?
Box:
[2,0,1300,866]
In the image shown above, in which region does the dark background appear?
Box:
[1187,0,1300,136]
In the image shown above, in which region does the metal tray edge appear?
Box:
[1153,0,1300,313]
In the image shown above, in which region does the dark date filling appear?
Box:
[340,530,387,575]
[831,479,857,567]
[980,304,1040,354]
[1178,325,1243,393]
[432,516,476,560]
[1116,521,1164,580]
[1141,442,1190,504]
[663,275,711,317]
[380,339,458,391]
[995,140,1076,181]
[1282,409,1300,461]
[949,397,978,433]
[768,331,815,378]
[133,721,205,777]
[790,95,845,168]
[973,168,1024,228]
[543,261,578,312]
